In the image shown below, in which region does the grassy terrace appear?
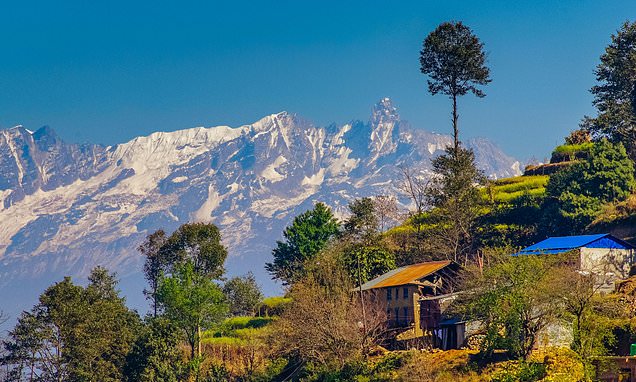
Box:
[482,175,549,203]
[202,316,274,345]
[551,142,594,162]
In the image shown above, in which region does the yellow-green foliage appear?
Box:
[258,296,292,316]
[552,143,594,155]
[201,316,275,379]
[202,316,274,344]
[482,175,549,203]
[532,348,585,382]
[395,347,584,382]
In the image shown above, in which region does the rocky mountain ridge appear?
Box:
[0,98,520,313]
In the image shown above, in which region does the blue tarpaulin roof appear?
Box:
[513,234,634,256]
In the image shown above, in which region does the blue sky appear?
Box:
[1,1,635,161]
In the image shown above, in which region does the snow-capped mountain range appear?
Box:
[0,98,520,315]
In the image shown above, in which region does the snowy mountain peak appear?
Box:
[368,98,399,161]
[0,102,521,313]
[371,97,399,126]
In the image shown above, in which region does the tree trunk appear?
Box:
[197,324,202,358]
[153,285,157,318]
[452,93,459,153]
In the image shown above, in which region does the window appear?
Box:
[403,287,409,299]
[395,288,399,300]
[386,288,392,301]
[403,307,409,323]
[386,309,391,318]
[394,308,400,322]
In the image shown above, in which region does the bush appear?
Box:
[490,362,547,382]
[551,143,594,163]
[300,353,408,382]
[257,296,292,317]
[546,139,635,232]
[221,316,274,330]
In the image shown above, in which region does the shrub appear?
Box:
[490,361,547,382]
[257,296,292,317]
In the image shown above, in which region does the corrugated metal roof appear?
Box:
[524,234,608,251]
[513,233,634,256]
[360,260,452,290]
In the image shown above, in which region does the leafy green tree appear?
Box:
[420,21,491,151]
[546,139,635,232]
[265,202,340,285]
[3,304,71,381]
[1,268,140,382]
[160,222,227,279]
[123,318,185,382]
[558,269,629,377]
[343,197,379,244]
[223,272,264,316]
[157,262,228,360]
[426,146,485,263]
[456,255,567,360]
[340,244,396,284]
[139,229,168,317]
[341,198,395,284]
[66,268,141,381]
[269,251,387,368]
[583,21,636,160]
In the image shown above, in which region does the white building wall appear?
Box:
[579,247,633,291]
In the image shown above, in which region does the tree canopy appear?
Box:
[546,139,635,232]
[223,272,264,317]
[157,262,228,360]
[265,202,340,285]
[2,268,140,382]
[584,21,636,161]
[159,222,227,279]
[420,21,491,150]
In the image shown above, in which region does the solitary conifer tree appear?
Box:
[420,21,491,152]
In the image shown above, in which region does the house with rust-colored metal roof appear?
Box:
[360,260,453,290]
[361,260,462,350]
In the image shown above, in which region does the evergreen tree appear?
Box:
[223,273,264,317]
[265,202,340,285]
[139,229,168,317]
[123,318,184,382]
[420,21,491,152]
[426,146,485,263]
[343,197,379,244]
[546,139,635,232]
[1,269,140,382]
[584,21,636,161]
